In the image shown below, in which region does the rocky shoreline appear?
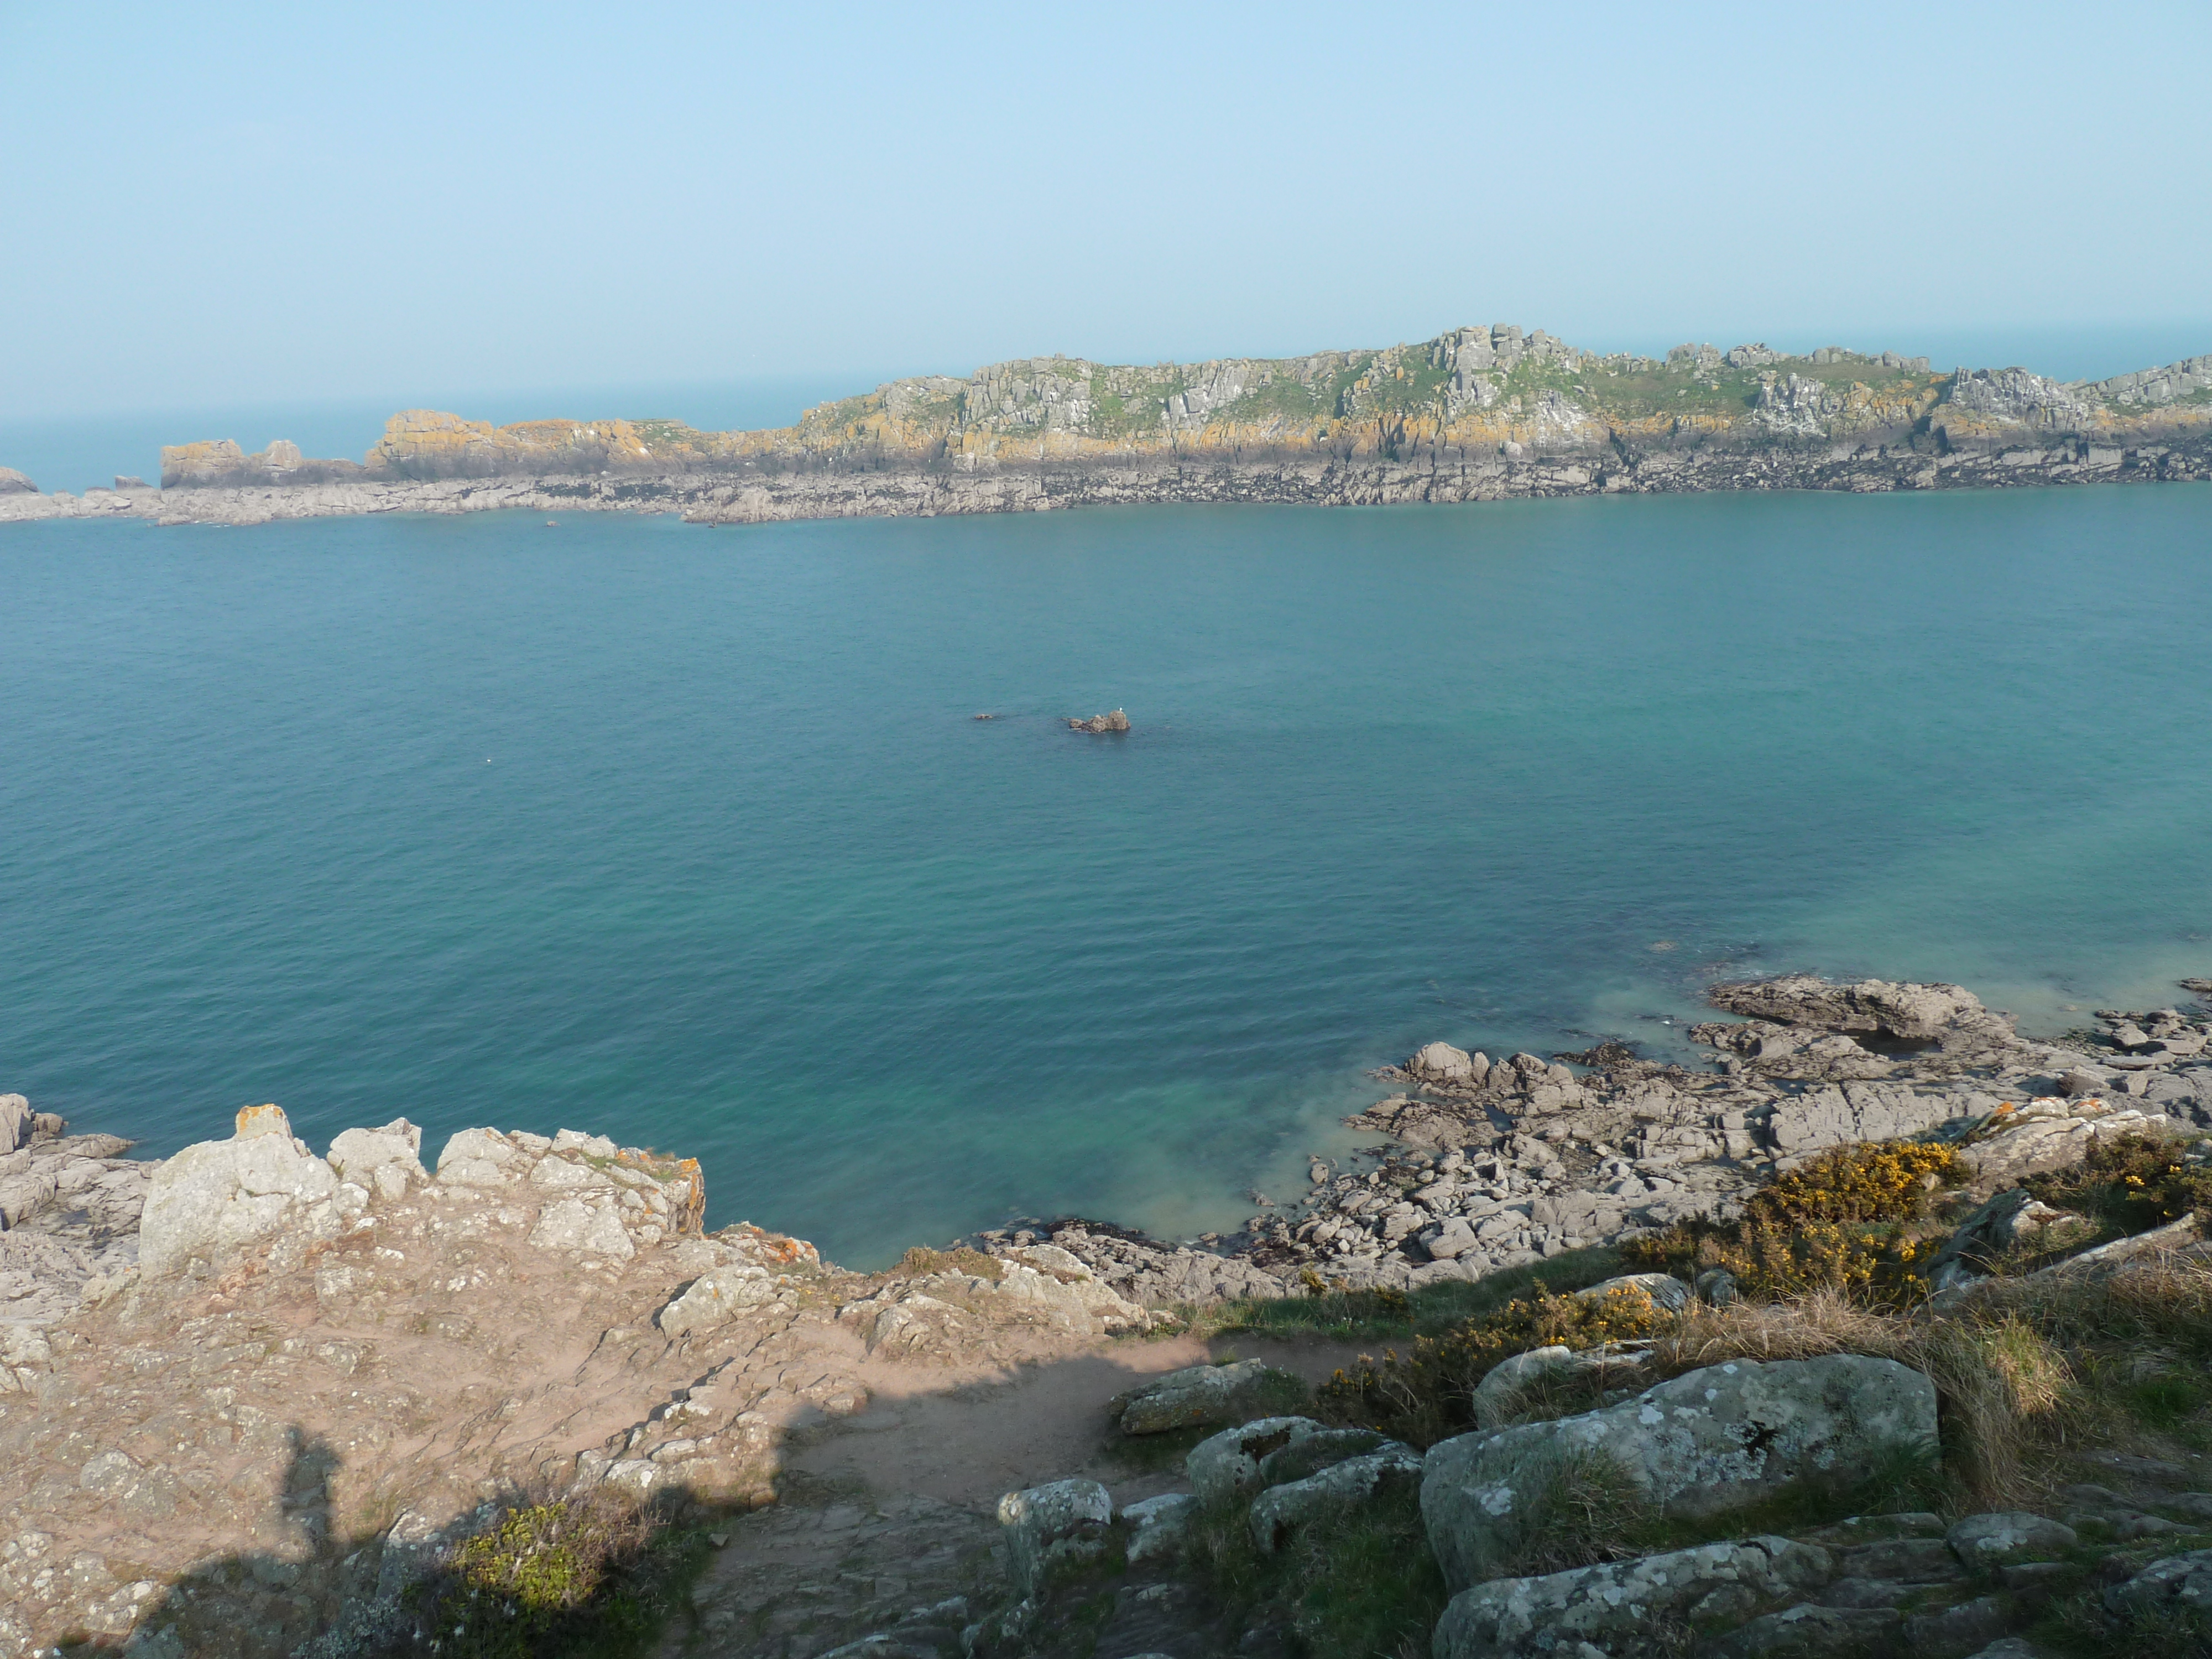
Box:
[3,330,2208,531]
[3,970,2210,1654]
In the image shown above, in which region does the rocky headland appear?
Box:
[3,333,2209,530]
[7,972,2212,1656]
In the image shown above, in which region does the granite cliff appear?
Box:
[3,329,2209,528]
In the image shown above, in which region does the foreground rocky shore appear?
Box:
[3,971,2210,1656]
[3,331,2208,530]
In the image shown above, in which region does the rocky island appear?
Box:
[7,972,2212,1656]
[2,331,2208,530]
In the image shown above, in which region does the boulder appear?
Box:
[1256,1426,1400,1487]
[1423,1355,1938,1591]
[1946,1511,2077,1566]
[435,1126,530,1186]
[0,1093,29,1153]
[997,1478,1112,1594]
[1066,709,1130,733]
[1411,1042,1481,1083]
[325,1118,427,1201]
[1432,1536,1833,1659]
[2105,1546,2212,1620]
[657,1266,777,1336]
[1470,1343,1653,1430]
[0,467,36,495]
[1249,1447,1423,1552]
[138,1105,349,1277]
[1116,1358,1306,1434]
[1187,1417,1322,1506]
[1119,1492,1196,1564]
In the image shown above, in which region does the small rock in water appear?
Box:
[1066,708,1130,733]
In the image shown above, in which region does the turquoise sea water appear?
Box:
[3,487,2210,1264]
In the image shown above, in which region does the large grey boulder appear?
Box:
[1432,1536,1833,1658]
[1117,1358,1306,1434]
[325,1118,426,1201]
[1187,1416,1322,1506]
[139,1105,352,1277]
[997,1478,1112,1594]
[1411,1042,1483,1084]
[1574,1272,1691,1312]
[1470,1343,1652,1430]
[1249,1447,1422,1552]
[1705,1603,1902,1657]
[1423,1355,1938,1591]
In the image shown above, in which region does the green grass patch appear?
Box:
[1188,1246,1624,1345]
[1182,1484,1447,1659]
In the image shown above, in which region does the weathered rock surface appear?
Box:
[1114,1358,1304,1434]
[1431,1536,1833,1658]
[1066,709,1129,733]
[136,1104,345,1278]
[995,1478,1113,1594]
[1246,1446,1422,1552]
[1186,1416,1324,1506]
[0,466,36,494]
[1423,1355,1938,1590]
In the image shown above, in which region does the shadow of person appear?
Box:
[85,1425,371,1659]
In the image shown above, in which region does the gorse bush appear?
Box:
[1317,1284,1672,1447]
[2025,1131,2212,1238]
[1620,1139,1969,1307]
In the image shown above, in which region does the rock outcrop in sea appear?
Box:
[4,331,2209,528]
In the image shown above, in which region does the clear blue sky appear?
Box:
[3,0,2208,425]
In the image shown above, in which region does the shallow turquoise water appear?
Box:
[3,487,2210,1263]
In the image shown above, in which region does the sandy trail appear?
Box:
[673,1332,1374,1656]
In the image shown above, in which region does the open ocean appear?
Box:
[3,485,2210,1264]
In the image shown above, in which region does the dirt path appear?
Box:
[671,1333,1375,1657]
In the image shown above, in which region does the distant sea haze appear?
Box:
[3,486,2210,1265]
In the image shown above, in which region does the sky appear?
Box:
[3,0,2209,432]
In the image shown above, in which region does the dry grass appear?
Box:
[1645,1259,2212,1507]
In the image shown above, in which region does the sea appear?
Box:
[4,484,2210,1265]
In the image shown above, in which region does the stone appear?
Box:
[1945,1511,2077,1565]
[435,1126,531,1185]
[997,1478,1112,1594]
[1958,1642,2044,1659]
[657,1266,776,1335]
[1186,1417,1322,1506]
[1120,1492,1196,1564]
[0,1094,30,1153]
[1903,1594,2012,1650]
[1256,1427,1399,1487]
[1423,1355,1938,1591]
[2105,1547,2212,1619]
[1249,1447,1423,1552]
[325,1119,427,1201]
[138,1106,341,1276]
[528,1197,636,1260]
[0,467,36,494]
[1470,1344,1652,1430]
[1431,1536,1833,1659]
[1066,709,1130,733]
[1412,1042,1479,1083]
[1707,1603,1901,1657]
[1117,1359,1306,1434]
